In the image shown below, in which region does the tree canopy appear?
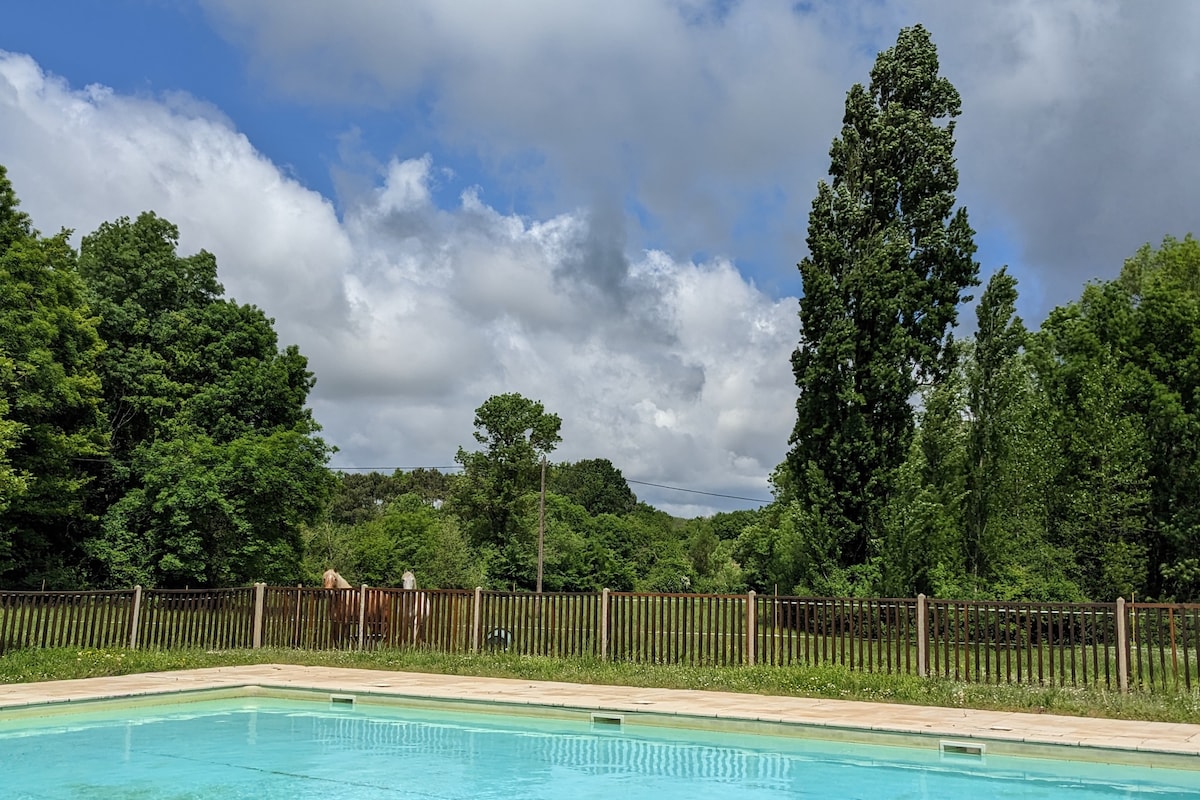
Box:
[0,166,106,586]
[74,213,334,587]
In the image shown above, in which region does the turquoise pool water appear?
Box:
[2,695,1198,799]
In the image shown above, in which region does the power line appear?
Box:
[625,479,771,505]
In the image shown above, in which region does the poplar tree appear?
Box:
[787,25,978,580]
[964,268,1026,583]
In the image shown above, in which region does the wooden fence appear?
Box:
[3,587,1197,692]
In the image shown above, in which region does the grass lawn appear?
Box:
[3,646,1199,725]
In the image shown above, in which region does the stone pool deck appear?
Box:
[3,665,1200,764]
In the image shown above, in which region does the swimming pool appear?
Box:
[2,694,1198,799]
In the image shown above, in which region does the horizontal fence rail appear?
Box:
[4,585,1199,693]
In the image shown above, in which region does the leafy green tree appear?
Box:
[512,493,598,591]
[785,25,978,583]
[1056,360,1150,598]
[707,509,761,541]
[395,467,456,505]
[678,514,750,593]
[353,494,483,589]
[78,213,333,587]
[451,393,561,552]
[300,519,360,584]
[0,165,31,253]
[1116,237,1200,599]
[94,428,330,586]
[682,509,761,593]
[77,213,223,457]
[327,472,409,527]
[735,494,856,596]
[692,539,746,593]
[0,355,24,513]
[1030,239,1200,600]
[0,167,106,586]
[621,504,694,593]
[549,458,637,516]
[879,365,967,597]
[585,513,640,590]
[984,400,1079,601]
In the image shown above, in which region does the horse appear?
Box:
[322,569,357,647]
[399,570,431,646]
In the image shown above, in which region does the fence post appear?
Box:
[472,587,483,653]
[916,593,927,678]
[1116,596,1128,693]
[746,590,757,666]
[358,585,368,651]
[600,588,610,661]
[252,583,265,648]
[129,585,143,649]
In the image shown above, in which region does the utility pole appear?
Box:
[537,453,546,594]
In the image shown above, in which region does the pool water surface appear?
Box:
[2,695,1198,799]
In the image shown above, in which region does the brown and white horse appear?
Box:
[322,569,392,646]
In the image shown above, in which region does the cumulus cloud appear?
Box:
[0,51,795,515]
[898,1,1200,311]
[199,0,1200,317]
[329,154,796,511]
[0,51,353,332]
[200,0,860,289]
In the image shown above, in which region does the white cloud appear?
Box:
[0,51,794,515]
[200,0,858,281]
[0,51,354,332]
[199,0,1200,318]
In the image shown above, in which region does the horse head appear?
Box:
[322,569,351,589]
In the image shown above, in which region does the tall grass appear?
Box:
[3,646,1199,724]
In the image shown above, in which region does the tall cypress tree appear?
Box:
[787,26,978,578]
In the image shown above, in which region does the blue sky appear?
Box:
[2,1,1198,514]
